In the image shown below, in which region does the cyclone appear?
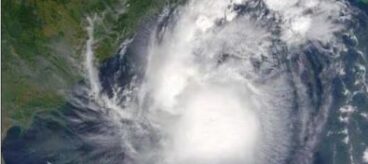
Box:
[3,0,368,164]
[134,0,349,163]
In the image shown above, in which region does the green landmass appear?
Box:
[1,0,181,136]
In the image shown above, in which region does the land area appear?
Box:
[1,0,180,137]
